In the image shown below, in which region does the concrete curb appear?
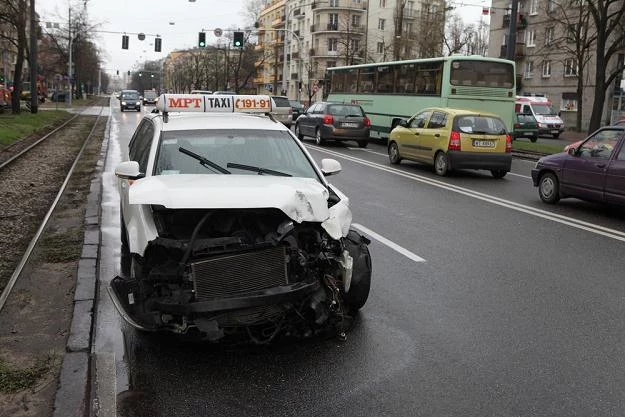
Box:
[52,106,111,417]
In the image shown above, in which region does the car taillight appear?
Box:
[514,123,521,128]
[448,131,461,151]
[505,134,512,153]
[363,116,371,127]
[323,114,334,124]
[289,107,292,114]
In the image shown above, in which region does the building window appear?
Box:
[564,58,578,76]
[379,0,386,6]
[350,39,360,52]
[377,42,384,53]
[524,60,534,78]
[530,0,539,14]
[378,19,385,30]
[526,29,536,46]
[542,60,551,77]
[352,15,361,27]
[329,13,338,28]
[329,0,338,6]
[328,38,338,52]
[327,61,336,69]
[561,93,578,111]
[545,27,555,45]
[567,23,578,42]
[547,0,556,11]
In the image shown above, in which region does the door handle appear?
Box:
[414,132,419,136]
[596,163,606,168]
[434,133,440,137]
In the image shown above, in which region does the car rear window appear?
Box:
[272,97,291,107]
[327,105,364,116]
[455,115,506,134]
[517,114,536,123]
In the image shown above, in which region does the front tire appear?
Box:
[539,172,560,204]
[553,133,560,139]
[434,151,449,176]
[388,141,402,164]
[357,140,368,148]
[344,230,372,311]
[491,170,507,179]
[295,124,304,140]
[120,216,131,276]
[530,136,538,143]
[315,128,325,146]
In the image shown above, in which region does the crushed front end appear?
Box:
[110,207,371,343]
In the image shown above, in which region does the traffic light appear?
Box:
[122,35,129,49]
[127,70,130,76]
[233,31,244,48]
[116,70,119,75]
[155,37,162,52]
[139,72,143,77]
[198,32,206,48]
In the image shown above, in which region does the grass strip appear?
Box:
[0,111,70,147]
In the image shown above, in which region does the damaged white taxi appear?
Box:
[110,94,372,343]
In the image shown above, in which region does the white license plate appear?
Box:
[341,122,358,128]
[472,140,495,148]
[551,130,559,134]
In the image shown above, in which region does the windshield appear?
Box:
[154,129,319,179]
[122,92,139,99]
[532,104,556,115]
[144,92,157,98]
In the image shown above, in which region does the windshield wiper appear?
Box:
[226,162,291,177]
[179,147,231,174]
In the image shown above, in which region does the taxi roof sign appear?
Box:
[156,94,272,113]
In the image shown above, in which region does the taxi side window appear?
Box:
[523,105,532,114]
[129,121,154,173]
[307,104,317,114]
[314,104,325,114]
[409,111,431,128]
[617,142,625,161]
[427,112,447,129]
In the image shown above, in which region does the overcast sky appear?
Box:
[36,0,487,77]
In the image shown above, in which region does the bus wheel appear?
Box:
[552,133,560,139]
[388,142,402,164]
[434,152,449,176]
[315,129,325,146]
[491,170,507,179]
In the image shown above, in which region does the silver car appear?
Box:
[270,96,293,128]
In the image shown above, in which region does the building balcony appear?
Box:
[403,8,417,19]
[310,23,366,34]
[272,15,286,27]
[291,72,298,80]
[499,43,526,59]
[293,8,304,18]
[312,0,367,12]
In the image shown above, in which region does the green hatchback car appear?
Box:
[512,113,539,142]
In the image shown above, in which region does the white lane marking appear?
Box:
[507,171,532,179]
[308,145,625,243]
[352,223,426,263]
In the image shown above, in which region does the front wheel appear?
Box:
[491,170,508,179]
[294,124,304,140]
[538,172,560,204]
[530,136,538,143]
[344,230,372,311]
[388,142,402,164]
[553,133,560,139]
[315,128,325,146]
[357,140,368,148]
[434,152,449,176]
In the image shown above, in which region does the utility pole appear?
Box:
[506,0,519,60]
[68,7,73,107]
[29,0,38,113]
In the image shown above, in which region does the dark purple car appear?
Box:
[531,126,625,206]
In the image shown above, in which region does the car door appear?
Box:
[121,120,155,229]
[561,129,620,202]
[604,137,625,205]
[300,104,317,136]
[420,111,449,162]
[394,110,432,160]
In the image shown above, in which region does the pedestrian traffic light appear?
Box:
[198,32,206,48]
[155,37,162,52]
[116,70,119,75]
[233,31,244,48]
[127,70,130,76]
[122,35,129,49]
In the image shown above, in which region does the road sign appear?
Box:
[264,84,273,91]
[214,28,223,37]
[138,33,146,41]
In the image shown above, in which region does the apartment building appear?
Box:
[488,0,625,128]
[255,0,445,102]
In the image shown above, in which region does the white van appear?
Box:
[515,96,564,138]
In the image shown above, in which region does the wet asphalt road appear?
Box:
[94,101,625,417]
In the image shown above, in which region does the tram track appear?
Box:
[0,105,106,313]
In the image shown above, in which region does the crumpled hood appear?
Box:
[129,174,331,224]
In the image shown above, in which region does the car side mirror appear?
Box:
[115,161,144,180]
[567,147,577,156]
[320,158,342,176]
[398,119,408,128]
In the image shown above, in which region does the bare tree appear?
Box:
[0,0,28,113]
[415,0,447,58]
[444,13,474,55]
[586,0,625,130]
[467,19,489,56]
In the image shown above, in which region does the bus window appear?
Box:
[376,66,394,93]
[330,69,346,93]
[396,64,415,94]
[345,69,358,93]
[415,63,442,95]
[450,60,514,88]
[359,68,375,93]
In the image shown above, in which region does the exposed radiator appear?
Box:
[191,246,288,301]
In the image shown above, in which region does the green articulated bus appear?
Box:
[324,56,516,139]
